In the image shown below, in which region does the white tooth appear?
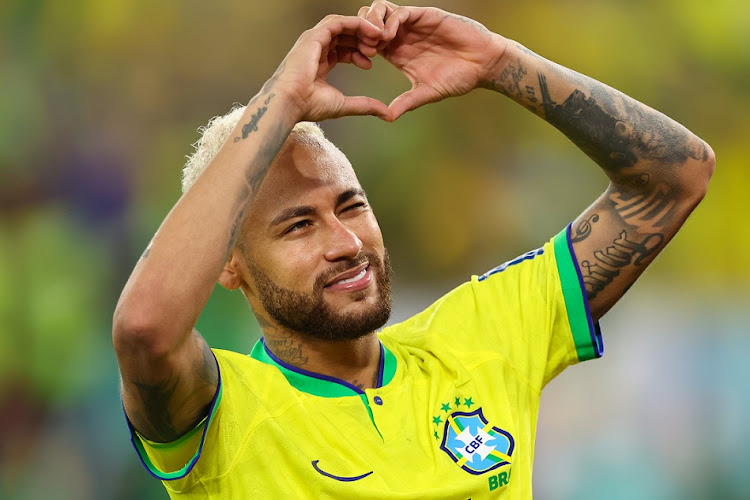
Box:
[336,268,367,285]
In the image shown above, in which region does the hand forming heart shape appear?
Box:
[268,1,508,123]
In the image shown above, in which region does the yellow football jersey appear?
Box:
[127,225,603,498]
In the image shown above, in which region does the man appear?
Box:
[113,1,714,497]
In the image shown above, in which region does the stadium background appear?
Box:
[1,0,748,498]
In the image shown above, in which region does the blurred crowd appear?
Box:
[1,0,748,498]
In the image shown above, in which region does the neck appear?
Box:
[263,328,381,390]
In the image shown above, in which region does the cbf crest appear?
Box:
[438,408,514,475]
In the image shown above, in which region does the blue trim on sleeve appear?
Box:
[125,350,222,481]
[478,248,545,281]
[565,223,604,358]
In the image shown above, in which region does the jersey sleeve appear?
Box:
[390,224,603,391]
[124,361,224,483]
[475,223,603,387]
[124,348,277,493]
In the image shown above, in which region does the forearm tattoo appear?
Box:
[580,228,664,298]
[234,93,276,143]
[224,92,292,257]
[536,72,709,172]
[490,52,712,304]
[497,58,527,99]
[128,337,218,442]
[571,214,599,243]
[608,183,675,233]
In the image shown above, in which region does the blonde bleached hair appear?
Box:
[181,104,327,193]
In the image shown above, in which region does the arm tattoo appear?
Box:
[581,229,663,298]
[609,183,676,232]
[538,73,637,170]
[493,58,528,98]
[234,93,276,143]
[571,214,599,243]
[128,337,218,442]
[619,173,650,189]
[537,72,702,172]
[245,120,291,193]
[225,185,250,259]
[525,85,538,103]
[130,375,180,442]
[224,94,290,257]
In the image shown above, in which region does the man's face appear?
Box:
[238,133,391,341]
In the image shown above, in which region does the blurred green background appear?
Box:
[1,0,748,498]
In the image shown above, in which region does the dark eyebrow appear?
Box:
[336,189,366,206]
[269,206,315,227]
[269,189,366,228]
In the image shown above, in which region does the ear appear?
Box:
[218,251,244,290]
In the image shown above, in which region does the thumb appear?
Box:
[338,95,393,121]
[388,84,440,120]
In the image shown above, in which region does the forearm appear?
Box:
[114,87,298,350]
[487,41,714,195]
[484,40,715,318]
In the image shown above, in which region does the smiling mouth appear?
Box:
[323,263,373,292]
[324,262,369,287]
[334,266,367,285]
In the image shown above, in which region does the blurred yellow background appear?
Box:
[1,0,748,498]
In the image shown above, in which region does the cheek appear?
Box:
[267,241,322,287]
[359,214,385,249]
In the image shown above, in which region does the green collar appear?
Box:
[250,338,396,397]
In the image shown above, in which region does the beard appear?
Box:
[247,250,392,342]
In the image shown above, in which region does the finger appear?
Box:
[319,15,383,45]
[379,1,400,21]
[369,1,400,18]
[323,50,339,76]
[351,50,374,70]
[339,95,392,121]
[365,1,389,29]
[335,34,379,57]
[357,6,369,18]
[376,0,401,11]
[388,84,439,120]
[320,34,376,66]
[383,6,419,41]
[314,15,383,46]
[334,46,374,70]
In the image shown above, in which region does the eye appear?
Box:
[283,220,311,235]
[342,202,368,213]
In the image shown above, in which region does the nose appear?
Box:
[323,218,363,262]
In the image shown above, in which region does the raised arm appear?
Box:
[490,43,714,320]
[360,1,714,321]
[112,15,389,442]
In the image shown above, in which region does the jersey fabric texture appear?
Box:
[126,224,603,498]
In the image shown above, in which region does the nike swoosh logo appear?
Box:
[311,460,373,482]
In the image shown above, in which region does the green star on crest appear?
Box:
[464,397,474,408]
[441,403,451,412]
[434,431,439,440]
[455,397,461,407]
[432,415,443,425]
